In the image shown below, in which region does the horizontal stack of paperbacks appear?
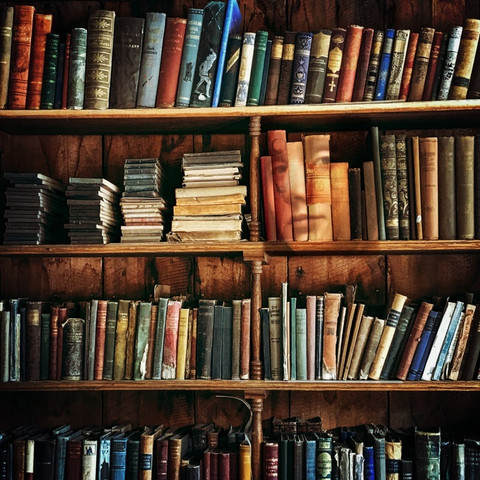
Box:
[0,296,253,382]
[261,128,480,242]
[261,284,480,382]
[0,421,253,480]
[3,2,480,110]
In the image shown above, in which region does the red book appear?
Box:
[26,13,52,109]
[306,295,316,380]
[336,24,364,102]
[65,435,84,480]
[267,130,293,241]
[161,300,182,379]
[155,433,171,479]
[240,298,251,380]
[61,33,71,109]
[398,32,419,100]
[219,452,230,480]
[56,306,69,380]
[351,28,374,102]
[422,31,443,100]
[263,442,279,479]
[260,155,277,241]
[49,306,59,379]
[211,450,219,480]
[155,18,187,108]
[203,448,212,480]
[8,5,35,109]
[93,300,108,380]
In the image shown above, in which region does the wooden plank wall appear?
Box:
[1,0,480,432]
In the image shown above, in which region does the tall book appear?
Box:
[247,30,269,106]
[61,33,71,108]
[276,31,295,105]
[25,301,41,381]
[261,155,277,241]
[62,317,84,380]
[322,292,342,380]
[412,136,424,239]
[363,161,379,240]
[231,299,242,380]
[289,32,313,104]
[136,12,166,108]
[263,35,284,106]
[363,29,384,101]
[351,27,374,102]
[359,317,384,380]
[152,297,168,380]
[431,33,449,100]
[196,299,216,380]
[306,295,316,380]
[0,7,13,108]
[218,34,242,106]
[234,32,256,107]
[385,29,410,100]
[415,429,440,478]
[125,300,139,380]
[84,10,116,110]
[449,304,476,380]
[419,137,439,240]
[305,30,331,103]
[93,300,108,381]
[113,299,130,381]
[348,167,362,240]
[110,17,145,109]
[437,26,463,100]
[39,32,59,109]
[145,303,158,380]
[323,28,346,103]
[330,162,350,240]
[268,296,282,381]
[371,126,387,240]
[176,308,190,380]
[438,136,456,239]
[398,32,419,100]
[103,300,118,381]
[347,314,374,379]
[395,135,410,240]
[336,25,363,103]
[161,300,182,379]
[408,27,435,101]
[456,135,475,239]
[133,302,152,380]
[240,298,251,380]
[374,28,395,101]
[422,31,443,100]
[66,28,87,110]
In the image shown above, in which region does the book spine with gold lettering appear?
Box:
[323,27,346,103]
[264,35,284,105]
[289,32,313,104]
[336,25,363,103]
[276,31,295,105]
[456,135,475,239]
[112,299,130,380]
[305,30,331,103]
[386,29,410,100]
[408,27,435,101]
[363,30,384,101]
[419,137,439,240]
[374,28,395,101]
[247,30,269,106]
[0,7,14,108]
[380,134,399,240]
[351,28,374,102]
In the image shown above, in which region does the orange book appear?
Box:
[419,137,439,240]
[330,162,351,240]
[26,13,52,109]
[260,155,277,241]
[398,32,419,100]
[93,300,108,380]
[267,130,294,241]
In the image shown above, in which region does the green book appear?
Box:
[133,302,152,380]
[415,428,440,479]
[247,30,269,106]
[103,301,118,380]
[0,7,13,109]
[152,298,168,380]
[40,33,60,109]
[296,308,307,380]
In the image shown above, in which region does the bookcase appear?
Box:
[2,1,480,479]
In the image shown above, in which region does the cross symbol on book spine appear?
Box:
[329,78,336,92]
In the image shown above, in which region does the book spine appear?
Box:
[61,33,71,108]
[363,30,384,101]
[239,443,251,480]
[452,443,465,479]
[261,155,277,241]
[395,135,410,240]
[295,308,307,380]
[437,26,463,100]
[305,295,316,381]
[54,41,65,109]
[234,32,256,107]
[287,141,308,241]
[449,304,476,380]
[133,302,152,380]
[398,32,419,100]
[411,136,424,239]
[260,308,272,379]
[408,27,435,101]
[93,300,108,380]
[8,5,35,109]
[289,297,297,380]
[84,10,115,109]
[48,306,59,380]
[189,308,197,379]
[415,430,440,478]
[196,299,216,380]
[385,440,401,480]
[247,30,269,106]
[336,25,363,103]
[419,137,439,240]
[386,29,410,100]
[40,312,50,380]
[282,283,290,381]
[103,301,118,380]
[449,18,480,99]
[323,28,346,103]
[380,134,399,240]
[67,28,87,110]
[330,162,351,240]
[305,30,331,104]
[348,315,374,379]
[374,28,395,100]
[431,33,449,100]
[218,34,242,107]
[39,32,59,109]
[276,31,295,105]
[63,318,84,380]
[263,442,279,479]
[363,161,379,240]
[348,167,363,240]
[124,300,139,380]
[151,298,168,380]
[268,297,282,381]
[175,9,204,107]
[231,299,241,380]
[456,135,475,239]
[322,292,342,380]
[315,296,324,380]
[351,28,374,102]
[438,136,456,239]
[317,437,333,478]
[422,31,443,100]
[0,7,14,108]
[112,299,129,381]
[240,298,251,380]
[289,32,313,104]
[175,308,190,380]
[25,301,41,381]
[371,126,387,240]
[161,300,182,379]
[145,304,158,379]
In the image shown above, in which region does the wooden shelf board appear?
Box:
[1,100,480,135]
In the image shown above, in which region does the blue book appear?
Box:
[98,431,114,480]
[211,0,242,107]
[415,310,442,380]
[56,429,82,480]
[364,445,375,480]
[211,305,224,379]
[316,434,333,478]
[290,298,297,380]
[432,301,464,380]
[290,32,313,104]
[305,435,316,480]
[296,308,307,380]
[54,42,65,109]
[136,12,167,108]
[260,308,271,380]
[315,296,324,380]
[111,432,130,480]
[222,306,233,379]
[175,8,204,107]
[258,39,272,105]
[374,28,395,101]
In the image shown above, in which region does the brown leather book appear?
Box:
[219,451,230,480]
[380,134,399,240]
[26,301,42,381]
[438,136,456,240]
[419,137,439,240]
[25,13,52,109]
[145,303,158,379]
[287,141,308,241]
[168,431,190,480]
[363,161,379,240]
[303,134,332,241]
[7,5,35,109]
[264,35,283,105]
[449,18,480,99]
[422,31,443,100]
[61,33,71,109]
[363,30,384,101]
[276,31,295,105]
[263,442,279,479]
[156,18,187,108]
[456,135,475,239]
[395,135,410,240]
[56,306,69,380]
[336,25,364,102]
[476,135,480,239]
[261,155,277,241]
[267,130,294,241]
[347,314,374,379]
[398,32,419,100]
[123,300,139,380]
[330,162,351,240]
[48,305,59,380]
[240,298,251,380]
[358,317,385,379]
[139,427,163,480]
[348,167,363,240]
[408,27,435,101]
[0,7,14,109]
[449,303,476,380]
[351,28,374,102]
[323,28,346,103]
[93,299,108,380]
[322,292,342,380]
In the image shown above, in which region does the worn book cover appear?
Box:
[337,25,363,102]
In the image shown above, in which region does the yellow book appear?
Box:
[176,308,190,380]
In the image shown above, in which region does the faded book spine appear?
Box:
[0,7,13,108]
[268,297,282,381]
[40,33,59,109]
[351,28,374,102]
[289,32,313,104]
[231,299,242,380]
[25,301,41,381]
[398,32,419,100]
[431,33,449,99]
[380,134,399,240]
[363,30,384,101]
[336,25,363,103]
[112,299,130,380]
[363,161,379,240]
[276,31,295,105]
[322,292,342,380]
[240,298,251,380]
[422,31,443,100]
[323,27,346,103]
[386,29,410,100]
[161,300,182,379]
[408,27,435,101]
[62,318,84,381]
[261,155,277,241]
[234,32,256,107]
[330,162,351,240]
[438,136,456,239]
[94,300,108,380]
[287,141,308,241]
[456,135,475,239]
[305,30,331,103]
[67,28,87,109]
[419,137,439,240]
[134,302,153,380]
[347,315,374,380]
[264,35,284,105]
[437,26,463,100]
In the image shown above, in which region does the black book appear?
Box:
[211,305,224,380]
[222,306,232,380]
[260,308,271,380]
[196,299,217,380]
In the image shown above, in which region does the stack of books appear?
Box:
[168,150,247,242]
[65,178,121,244]
[3,172,67,245]
[120,158,168,243]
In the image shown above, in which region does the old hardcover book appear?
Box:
[234,32,256,106]
[1,310,9,382]
[338,301,357,379]
[464,308,480,379]
[336,25,363,103]
[25,301,41,381]
[289,32,313,104]
[93,300,108,380]
[408,27,435,101]
[419,137,439,240]
[54,42,67,108]
[161,300,182,380]
[112,299,130,381]
[8,5,35,109]
[411,136,424,239]
[303,134,332,241]
[62,318,84,381]
[56,307,69,381]
[175,308,190,380]
[348,167,362,240]
[363,161,379,240]
[330,162,351,240]
[84,10,115,109]
[155,17,187,108]
[40,312,50,380]
[456,135,475,239]
[395,135,410,240]
[422,31,443,100]
[386,29,410,100]
[276,31,295,104]
[48,305,59,380]
[398,32,419,100]
[341,303,365,380]
[136,12,166,108]
[449,18,480,99]
[25,13,52,109]
[431,32,449,99]
[61,33,71,108]
[449,304,476,380]
[415,429,440,478]
[374,28,394,101]
[268,296,282,381]
[371,126,387,240]
[305,295,316,380]
[363,29,384,101]
[347,315,374,380]
[351,27,374,101]
[218,34,243,106]
[124,300,139,380]
[247,30,269,106]
[151,297,168,380]
[239,298,251,380]
[437,26,463,100]
[468,32,480,98]
[323,27,346,103]
[261,155,277,241]
[39,33,59,109]
[264,35,284,105]
[145,303,158,380]
[0,7,13,108]
[103,300,118,380]
[109,17,145,109]
[196,299,216,380]
[438,136,456,239]
[230,299,242,380]
[133,302,152,380]
[175,9,204,107]
[305,30,331,103]
[321,292,342,380]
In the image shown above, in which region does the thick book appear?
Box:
[438,136,456,239]
[196,299,216,379]
[39,32,59,109]
[322,292,342,380]
[264,35,284,105]
[437,26,463,100]
[352,27,374,102]
[363,29,384,101]
[398,32,419,100]
[261,155,277,241]
[62,317,84,381]
[347,314,374,380]
[380,134,399,240]
[422,31,444,100]
[247,30,269,106]
[415,429,440,478]
[305,30,331,103]
[323,27,346,103]
[330,162,351,240]
[66,28,87,109]
[419,137,439,240]
[276,31,295,105]
[234,32,256,107]
[374,28,394,101]
[133,302,152,380]
[218,34,242,106]
[449,303,476,380]
[161,300,182,379]
[103,300,118,380]
[408,27,435,101]
[0,7,13,108]
[84,10,116,109]
[336,25,363,103]
[112,299,130,381]
[456,135,475,239]
[289,32,313,104]
[263,442,279,479]
[110,17,145,109]
[385,29,410,100]
[395,135,410,240]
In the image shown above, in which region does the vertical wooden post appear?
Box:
[245,390,267,480]
[249,115,262,242]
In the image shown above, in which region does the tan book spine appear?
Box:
[338,303,357,379]
[408,27,435,101]
[113,299,130,380]
[363,161,379,240]
[342,303,365,380]
[347,315,374,379]
[303,134,332,241]
[456,135,475,239]
[386,29,410,100]
[419,137,439,240]
[358,317,385,380]
[330,162,351,240]
[438,136,456,240]
[264,35,283,105]
[412,136,424,239]
[385,440,402,480]
[449,18,480,99]
[175,308,190,380]
[240,298,251,380]
[287,141,308,241]
[369,293,408,380]
[124,300,139,380]
[321,292,342,380]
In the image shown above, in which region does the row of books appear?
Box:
[262,128,480,242]
[0,296,252,383]
[1,422,251,480]
[262,285,480,382]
